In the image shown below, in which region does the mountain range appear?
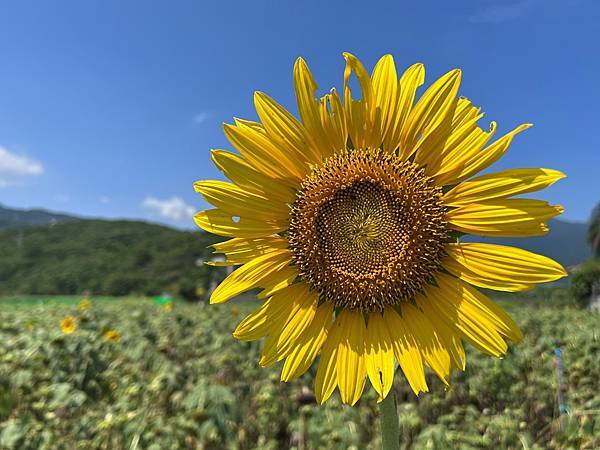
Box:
[0,204,78,229]
[0,205,220,298]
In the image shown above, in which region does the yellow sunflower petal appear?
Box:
[314,315,343,404]
[458,278,523,343]
[346,97,371,150]
[399,68,461,160]
[208,236,288,266]
[319,88,347,153]
[365,312,395,402]
[343,53,374,112]
[194,180,290,221]
[257,266,299,299]
[371,55,398,145]
[420,275,508,357]
[293,57,334,159]
[223,119,304,182]
[400,303,455,385]
[233,284,301,341]
[210,249,292,304]
[414,109,458,170]
[436,123,532,185]
[384,307,428,395]
[336,309,368,405]
[429,119,497,182]
[423,312,466,371]
[444,243,567,292]
[384,63,425,154]
[210,150,296,203]
[254,91,320,167]
[259,284,320,366]
[424,273,522,353]
[452,97,483,128]
[281,302,333,382]
[194,209,286,238]
[343,52,377,150]
[444,168,566,206]
[447,199,564,237]
[414,97,487,175]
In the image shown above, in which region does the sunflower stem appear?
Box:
[380,389,401,450]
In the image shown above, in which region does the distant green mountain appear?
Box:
[0,204,78,229]
[463,219,591,268]
[0,219,221,298]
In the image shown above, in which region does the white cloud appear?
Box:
[99,196,110,204]
[142,196,195,222]
[0,146,44,186]
[469,0,540,24]
[193,112,210,124]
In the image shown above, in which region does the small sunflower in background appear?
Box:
[163,302,173,313]
[79,298,92,310]
[194,53,566,406]
[104,329,120,342]
[60,316,77,335]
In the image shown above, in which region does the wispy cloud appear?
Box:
[99,196,110,204]
[0,146,44,187]
[142,196,195,222]
[193,112,210,125]
[469,0,541,24]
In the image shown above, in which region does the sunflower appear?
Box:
[79,298,92,310]
[194,53,566,405]
[60,316,76,335]
[104,329,120,342]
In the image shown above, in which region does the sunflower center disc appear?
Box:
[288,149,448,312]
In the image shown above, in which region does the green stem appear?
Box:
[380,389,401,450]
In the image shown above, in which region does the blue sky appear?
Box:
[0,0,598,228]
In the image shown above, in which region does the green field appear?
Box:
[1,294,599,449]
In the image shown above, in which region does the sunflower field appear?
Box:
[0,294,598,450]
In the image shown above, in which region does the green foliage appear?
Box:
[588,202,600,257]
[570,258,600,308]
[0,221,222,299]
[0,295,599,449]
